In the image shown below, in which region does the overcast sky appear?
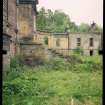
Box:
[37,0,103,27]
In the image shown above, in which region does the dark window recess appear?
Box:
[90,38,94,47]
[90,50,93,56]
[3,50,7,54]
[77,38,81,46]
[98,50,103,55]
[17,0,36,4]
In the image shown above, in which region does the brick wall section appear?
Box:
[8,0,17,37]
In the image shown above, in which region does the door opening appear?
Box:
[90,50,93,56]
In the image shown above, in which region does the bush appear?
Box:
[10,56,23,69]
[73,48,84,55]
[3,55,102,105]
[44,36,48,45]
[65,55,83,64]
[19,55,48,66]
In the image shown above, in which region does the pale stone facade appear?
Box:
[69,33,101,55]
[35,31,51,44]
[48,33,69,50]
[17,0,38,39]
[47,32,101,56]
[17,4,35,38]
[16,0,40,58]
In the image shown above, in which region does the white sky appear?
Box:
[37,0,103,27]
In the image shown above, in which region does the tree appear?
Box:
[69,22,78,32]
[78,23,90,32]
[36,8,46,30]
[36,8,71,32]
[36,8,103,33]
[94,25,103,33]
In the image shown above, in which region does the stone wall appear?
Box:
[7,0,17,37]
[3,34,11,78]
[48,34,69,50]
[69,33,101,55]
[3,0,8,33]
[3,0,17,73]
[34,31,51,44]
[19,43,45,56]
[19,42,47,65]
[17,4,36,38]
[48,32,101,55]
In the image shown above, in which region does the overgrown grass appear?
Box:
[3,55,103,105]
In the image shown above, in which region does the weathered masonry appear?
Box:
[17,0,38,39]
[48,32,102,56]
[16,0,46,60]
[48,33,69,50]
[3,0,17,73]
[68,32,101,55]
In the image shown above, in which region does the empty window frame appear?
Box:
[90,38,94,47]
[77,38,81,47]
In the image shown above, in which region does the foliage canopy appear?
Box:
[36,8,103,33]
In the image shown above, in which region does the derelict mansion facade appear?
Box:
[3,0,102,61]
[48,32,101,56]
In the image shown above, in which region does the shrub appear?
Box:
[44,36,48,45]
[73,48,84,55]
[65,55,83,64]
[10,56,23,69]
[19,55,48,66]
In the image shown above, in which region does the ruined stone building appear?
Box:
[3,0,45,67]
[3,0,17,72]
[16,0,43,57]
[3,0,102,69]
[48,32,102,56]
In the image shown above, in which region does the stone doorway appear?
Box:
[90,50,93,56]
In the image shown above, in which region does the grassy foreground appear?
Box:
[3,55,103,105]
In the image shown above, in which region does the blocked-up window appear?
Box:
[77,38,81,47]
[56,38,60,47]
[90,38,94,47]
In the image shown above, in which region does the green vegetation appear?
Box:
[36,8,103,33]
[73,48,84,55]
[3,55,102,105]
[44,36,48,45]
